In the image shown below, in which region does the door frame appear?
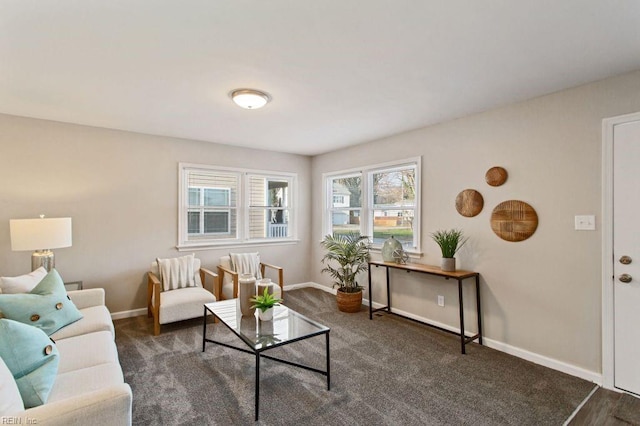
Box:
[602,111,640,390]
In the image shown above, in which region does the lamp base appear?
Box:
[32,250,55,272]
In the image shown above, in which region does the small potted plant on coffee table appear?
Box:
[250,287,282,321]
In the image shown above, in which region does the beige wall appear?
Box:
[2,70,640,375]
[0,115,312,314]
[311,70,640,373]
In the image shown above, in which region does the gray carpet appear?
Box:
[115,288,594,425]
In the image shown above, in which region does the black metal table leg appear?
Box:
[255,352,260,421]
[202,306,207,352]
[386,266,391,313]
[368,263,373,320]
[326,332,331,390]
[476,274,483,345]
[458,279,465,354]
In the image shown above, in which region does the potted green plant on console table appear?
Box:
[320,232,371,313]
[430,228,468,272]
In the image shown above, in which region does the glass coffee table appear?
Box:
[202,300,331,421]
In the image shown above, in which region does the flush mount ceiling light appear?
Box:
[230,89,271,109]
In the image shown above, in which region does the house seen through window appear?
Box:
[180,164,296,247]
[325,158,420,252]
[188,187,231,235]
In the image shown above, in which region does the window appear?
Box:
[179,164,296,248]
[371,165,417,249]
[188,187,231,235]
[327,174,362,236]
[324,158,420,252]
[248,176,291,239]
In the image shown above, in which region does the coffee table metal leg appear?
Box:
[368,263,373,320]
[458,279,465,354]
[255,352,260,421]
[202,306,207,352]
[386,266,391,314]
[326,332,331,390]
[476,274,483,345]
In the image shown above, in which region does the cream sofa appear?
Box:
[2,288,132,425]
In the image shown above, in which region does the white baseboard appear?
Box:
[363,292,602,384]
[286,282,336,294]
[482,338,602,384]
[110,282,602,384]
[111,308,147,320]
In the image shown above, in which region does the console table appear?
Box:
[368,260,482,354]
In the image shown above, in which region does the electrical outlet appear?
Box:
[437,295,444,307]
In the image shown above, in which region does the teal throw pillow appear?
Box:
[0,269,83,335]
[0,318,60,408]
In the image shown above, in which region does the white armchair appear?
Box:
[147,256,218,335]
[218,253,283,301]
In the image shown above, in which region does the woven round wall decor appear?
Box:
[485,166,508,187]
[455,189,484,217]
[490,200,538,242]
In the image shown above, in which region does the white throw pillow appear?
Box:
[156,254,195,291]
[150,258,202,287]
[0,267,48,294]
[0,356,25,415]
[229,252,262,280]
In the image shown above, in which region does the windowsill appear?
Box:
[370,246,424,259]
[317,243,423,259]
[177,239,301,251]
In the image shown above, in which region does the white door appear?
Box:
[613,117,640,395]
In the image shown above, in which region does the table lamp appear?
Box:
[10,216,72,271]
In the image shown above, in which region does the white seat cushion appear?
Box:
[221,280,234,300]
[0,355,25,415]
[48,363,124,403]
[55,331,120,374]
[159,287,216,325]
[50,305,114,341]
[220,256,234,298]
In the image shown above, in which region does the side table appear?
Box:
[64,281,83,291]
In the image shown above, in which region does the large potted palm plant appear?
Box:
[320,232,371,313]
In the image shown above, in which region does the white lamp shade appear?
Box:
[10,217,72,251]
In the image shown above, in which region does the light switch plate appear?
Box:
[575,215,596,231]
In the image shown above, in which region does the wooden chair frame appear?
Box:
[217,262,284,300]
[147,267,218,336]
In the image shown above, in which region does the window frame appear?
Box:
[246,173,293,241]
[187,186,232,236]
[322,157,421,255]
[178,163,297,249]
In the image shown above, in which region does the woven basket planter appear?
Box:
[336,288,363,313]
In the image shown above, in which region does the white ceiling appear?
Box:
[1,1,639,156]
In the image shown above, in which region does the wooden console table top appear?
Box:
[368,260,478,280]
